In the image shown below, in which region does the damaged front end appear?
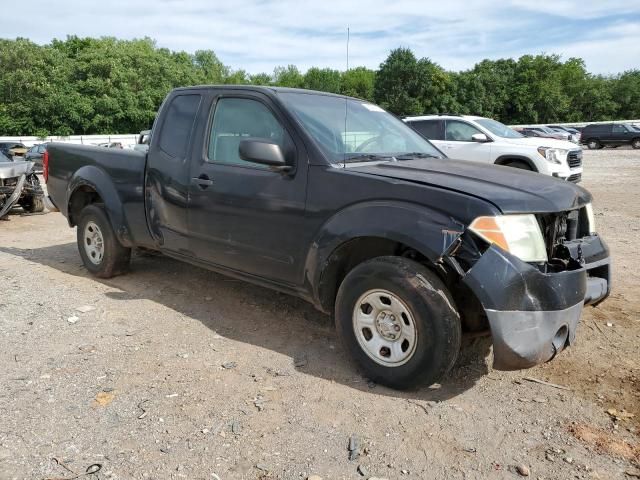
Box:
[443,204,611,370]
[0,160,42,218]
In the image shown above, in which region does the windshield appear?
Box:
[278,92,443,163]
[475,118,523,138]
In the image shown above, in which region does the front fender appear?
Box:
[305,200,465,310]
[66,165,132,246]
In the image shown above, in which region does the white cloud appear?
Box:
[6,0,640,74]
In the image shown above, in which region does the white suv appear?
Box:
[404,115,583,182]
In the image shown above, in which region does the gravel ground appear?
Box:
[0,149,638,480]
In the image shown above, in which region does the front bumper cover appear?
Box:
[462,235,610,370]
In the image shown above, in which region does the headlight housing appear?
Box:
[537,147,569,165]
[469,214,547,263]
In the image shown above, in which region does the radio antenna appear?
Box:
[346,27,350,71]
[343,27,350,168]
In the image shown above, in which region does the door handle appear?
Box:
[192,175,214,188]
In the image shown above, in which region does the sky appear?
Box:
[5,0,640,75]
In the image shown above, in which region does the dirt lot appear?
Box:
[0,149,638,480]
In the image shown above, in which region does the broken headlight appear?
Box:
[585,203,596,234]
[469,214,548,263]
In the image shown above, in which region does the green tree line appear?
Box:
[0,37,638,136]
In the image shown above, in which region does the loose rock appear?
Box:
[516,464,530,476]
[348,434,360,461]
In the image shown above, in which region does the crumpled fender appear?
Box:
[305,200,465,311]
[0,173,26,218]
[66,165,132,246]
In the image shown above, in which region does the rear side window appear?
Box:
[207,97,286,168]
[158,94,202,159]
[409,120,444,140]
[586,124,610,134]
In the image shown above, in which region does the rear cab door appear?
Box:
[186,89,309,286]
[145,91,204,254]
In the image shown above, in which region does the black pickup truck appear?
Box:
[45,86,611,389]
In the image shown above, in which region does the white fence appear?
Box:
[0,134,139,149]
[511,119,640,129]
[2,118,640,147]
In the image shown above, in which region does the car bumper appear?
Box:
[462,236,611,370]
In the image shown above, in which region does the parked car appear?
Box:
[0,142,28,159]
[97,142,124,149]
[133,130,151,153]
[580,123,640,149]
[25,143,49,172]
[514,127,546,138]
[44,86,610,389]
[547,126,581,144]
[404,115,583,182]
[0,152,45,217]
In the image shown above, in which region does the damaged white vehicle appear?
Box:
[0,152,45,218]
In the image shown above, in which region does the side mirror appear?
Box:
[239,139,291,172]
[471,133,490,143]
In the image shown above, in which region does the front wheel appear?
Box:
[20,195,45,213]
[77,204,131,278]
[335,256,461,390]
[632,139,640,150]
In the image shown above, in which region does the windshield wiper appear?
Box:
[394,152,441,160]
[341,154,395,164]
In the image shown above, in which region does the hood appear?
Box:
[347,158,591,214]
[0,160,34,179]
[501,136,578,150]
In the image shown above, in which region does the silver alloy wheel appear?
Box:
[352,289,418,367]
[588,141,598,149]
[83,221,104,265]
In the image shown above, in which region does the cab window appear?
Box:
[208,97,286,168]
[158,94,202,159]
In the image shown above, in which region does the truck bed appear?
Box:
[46,143,152,247]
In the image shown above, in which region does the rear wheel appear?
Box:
[335,256,461,390]
[587,139,600,150]
[77,204,131,278]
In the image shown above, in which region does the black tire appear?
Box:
[335,256,461,390]
[586,139,600,150]
[77,204,131,278]
[632,138,640,150]
[20,195,45,213]
[505,160,532,170]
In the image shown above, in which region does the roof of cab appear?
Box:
[170,85,361,101]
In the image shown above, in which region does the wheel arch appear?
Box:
[494,155,538,172]
[304,201,471,314]
[66,166,133,247]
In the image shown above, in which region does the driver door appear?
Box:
[187,93,309,286]
[442,120,492,163]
